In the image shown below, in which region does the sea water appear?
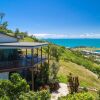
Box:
[44,38,100,48]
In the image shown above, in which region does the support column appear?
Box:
[37,48,39,64]
[25,49,28,66]
[40,47,42,67]
[31,49,34,65]
[31,68,34,91]
[26,49,28,57]
[48,45,50,65]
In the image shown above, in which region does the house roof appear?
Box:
[0,42,48,49]
[0,32,17,39]
[0,32,18,43]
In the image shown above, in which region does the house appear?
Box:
[0,33,49,90]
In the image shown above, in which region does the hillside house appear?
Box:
[0,33,49,90]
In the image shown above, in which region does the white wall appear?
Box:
[0,33,17,43]
[0,72,9,80]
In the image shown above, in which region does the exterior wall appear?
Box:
[0,72,9,79]
[0,33,17,43]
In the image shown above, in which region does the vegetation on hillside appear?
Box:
[0,73,51,100]
[49,44,100,77]
[58,92,94,100]
[0,12,100,99]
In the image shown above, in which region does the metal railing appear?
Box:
[0,56,47,71]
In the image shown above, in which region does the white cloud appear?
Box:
[29,33,100,39]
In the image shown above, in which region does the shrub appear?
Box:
[58,92,94,100]
[19,90,51,100]
[0,73,30,99]
[82,87,88,92]
[67,73,79,94]
[97,90,100,100]
[49,61,60,91]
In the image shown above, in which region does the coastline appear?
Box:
[44,38,100,48]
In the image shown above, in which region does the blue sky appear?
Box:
[0,0,100,38]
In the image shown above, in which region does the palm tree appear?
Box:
[0,12,5,25]
[2,21,8,29]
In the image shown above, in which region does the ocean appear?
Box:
[44,38,100,48]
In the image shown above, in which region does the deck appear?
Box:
[0,56,47,72]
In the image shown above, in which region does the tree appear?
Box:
[67,73,80,94]
[2,21,8,29]
[0,73,30,99]
[49,61,59,81]
[0,12,5,25]
[50,45,60,62]
[15,28,20,38]
[24,31,28,37]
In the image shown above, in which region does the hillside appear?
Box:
[1,28,99,90]
[20,36,100,89]
[19,36,100,90]
[58,60,100,89]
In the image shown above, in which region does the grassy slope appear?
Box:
[21,37,100,89]
[20,37,34,42]
[58,60,100,89]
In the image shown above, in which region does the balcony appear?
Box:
[0,55,47,72]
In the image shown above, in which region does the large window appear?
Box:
[0,49,19,61]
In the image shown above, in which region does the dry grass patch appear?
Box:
[58,60,100,89]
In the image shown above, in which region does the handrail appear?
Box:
[0,57,47,72]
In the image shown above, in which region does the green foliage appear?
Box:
[35,62,49,89]
[14,28,20,37]
[0,12,5,25]
[67,73,79,94]
[82,87,88,92]
[0,73,30,100]
[49,61,59,81]
[2,21,8,29]
[58,92,94,100]
[19,90,51,100]
[49,61,60,91]
[49,44,100,76]
[97,90,100,100]
[57,75,67,83]
[30,35,40,42]
[50,44,61,62]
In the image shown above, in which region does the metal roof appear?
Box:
[0,42,48,49]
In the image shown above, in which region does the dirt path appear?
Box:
[51,83,69,100]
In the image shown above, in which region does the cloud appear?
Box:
[29,33,100,39]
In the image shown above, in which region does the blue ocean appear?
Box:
[44,39,100,48]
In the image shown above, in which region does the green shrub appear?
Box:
[97,90,100,100]
[19,90,51,100]
[0,73,30,99]
[58,92,94,100]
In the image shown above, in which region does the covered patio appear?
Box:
[0,42,49,90]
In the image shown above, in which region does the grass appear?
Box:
[72,47,100,51]
[57,60,100,89]
[20,37,34,42]
[19,37,100,91]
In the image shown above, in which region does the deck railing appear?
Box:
[0,56,47,72]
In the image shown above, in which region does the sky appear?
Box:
[0,0,100,38]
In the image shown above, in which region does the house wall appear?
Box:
[0,72,9,79]
[0,33,17,43]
